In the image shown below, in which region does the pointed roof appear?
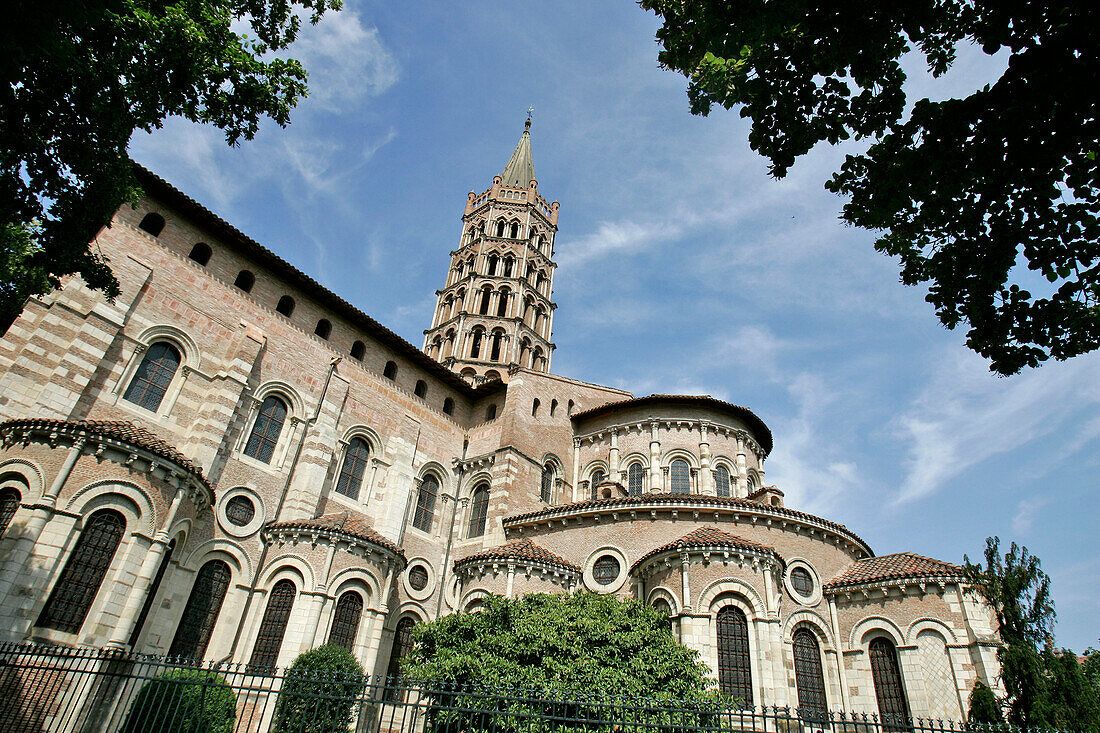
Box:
[500,118,536,187]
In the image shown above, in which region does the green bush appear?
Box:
[271,644,366,733]
[122,668,236,733]
[966,680,1002,729]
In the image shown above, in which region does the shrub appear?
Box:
[122,668,235,733]
[965,681,1002,729]
[271,644,366,733]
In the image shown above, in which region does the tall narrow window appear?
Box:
[509,222,519,238]
[489,332,502,361]
[670,458,691,494]
[793,628,829,722]
[870,637,912,729]
[414,380,427,398]
[468,485,489,538]
[496,290,509,317]
[589,470,605,500]
[479,288,492,315]
[540,463,554,503]
[129,538,175,647]
[169,559,231,660]
[351,341,366,361]
[315,319,331,339]
[487,254,499,276]
[532,398,540,417]
[244,396,287,464]
[138,213,165,236]
[38,509,126,633]
[249,579,296,669]
[470,331,483,359]
[442,398,455,415]
[328,590,363,651]
[123,342,181,412]
[715,465,732,498]
[485,404,497,420]
[716,606,753,705]
[412,475,438,533]
[386,616,416,685]
[276,295,295,317]
[0,485,23,535]
[336,437,371,501]
[628,463,644,496]
[234,270,255,292]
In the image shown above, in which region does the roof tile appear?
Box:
[632,526,779,571]
[454,538,580,574]
[266,511,404,558]
[825,552,964,589]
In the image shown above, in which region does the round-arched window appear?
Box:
[224,495,256,527]
[592,555,620,585]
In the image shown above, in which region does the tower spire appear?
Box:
[500,118,536,188]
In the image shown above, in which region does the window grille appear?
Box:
[468,485,489,538]
[714,465,731,498]
[670,459,691,494]
[129,538,175,647]
[793,628,829,721]
[408,565,429,591]
[791,567,814,597]
[589,470,605,499]
[336,437,371,501]
[628,463,644,496]
[540,464,554,503]
[224,495,255,527]
[38,509,126,633]
[0,487,21,535]
[249,579,296,669]
[169,559,231,660]
[592,555,619,585]
[716,606,753,705]
[244,396,287,464]
[385,617,416,691]
[123,342,181,412]
[870,637,912,729]
[328,591,363,651]
[412,476,438,532]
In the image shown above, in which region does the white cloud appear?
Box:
[1011,497,1046,536]
[289,11,400,111]
[557,218,683,270]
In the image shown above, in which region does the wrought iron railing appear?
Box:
[0,642,1046,733]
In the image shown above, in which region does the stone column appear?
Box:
[571,440,581,501]
[679,554,691,611]
[608,430,620,480]
[698,425,713,495]
[649,421,662,492]
[828,596,852,710]
[505,564,516,598]
[735,438,748,496]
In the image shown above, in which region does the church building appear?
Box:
[0,120,1000,722]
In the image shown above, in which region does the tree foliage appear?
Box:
[1043,647,1100,733]
[0,0,341,330]
[404,592,709,699]
[641,0,1100,375]
[965,680,1002,729]
[271,644,366,733]
[123,668,236,733]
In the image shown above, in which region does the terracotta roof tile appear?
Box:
[454,538,580,574]
[825,552,965,590]
[632,526,779,571]
[0,418,209,488]
[266,511,404,558]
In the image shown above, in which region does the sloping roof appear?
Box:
[132,165,502,401]
[500,120,536,187]
[825,552,965,590]
[0,418,209,489]
[571,395,773,456]
[453,537,580,574]
[266,511,404,558]
[632,526,779,571]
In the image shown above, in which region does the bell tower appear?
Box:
[423,118,559,383]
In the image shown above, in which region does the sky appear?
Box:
[130,1,1098,652]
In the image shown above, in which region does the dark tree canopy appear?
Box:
[0,0,340,330]
[642,0,1100,375]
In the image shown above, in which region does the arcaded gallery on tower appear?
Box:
[0,122,1000,722]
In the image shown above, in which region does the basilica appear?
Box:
[0,120,1000,722]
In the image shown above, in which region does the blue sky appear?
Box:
[130,1,1098,652]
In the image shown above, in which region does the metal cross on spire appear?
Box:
[527,106,534,120]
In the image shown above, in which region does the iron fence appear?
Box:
[0,642,1051,733]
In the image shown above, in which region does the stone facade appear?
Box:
[0,123,999,721]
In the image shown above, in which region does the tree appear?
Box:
[122,668,236,733]
[641,1,1100,375]
[271,644,366,733]
[965,680,1002,729]
[1043,647,1100,733]
[0,0,341,331]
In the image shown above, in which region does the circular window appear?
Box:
[791,567,814,597]
[225,495,255,527]
[408,565,429,591]
[592,555,620,585]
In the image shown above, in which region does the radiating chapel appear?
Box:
[0,120,1000,721]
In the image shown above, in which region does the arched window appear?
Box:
[793,628,828,722]
[628,462,644,496]
[470,330,483,359]
[315,319,331,339]
[567,399,575,415]
[503,257,514,276]
[550,399,557,417]
[234,270,255,292]
[488,331,503,362]
[540,463,554,503]
[188,243,212,266]
[653,598,673,630]
[328,590,363,651]
[168,559,231,660]
[509,222,519,238]
[714,465,732,498]
[589,469,605,500]
[495,220,506,237]
[129,538,175,647]
[479,288,492,315]
[250,579,296,669]
[0,485,22,535]
[870,637,911,728]
[244,396,287,464]
[716,606,753,705]
[532,398,540,417]
[138,213,165,237]
[412,475,439,533]
[384,361,398,380]
[485,404,497,421]
[37,509,126,633]
[442,397,455,415]
[351,341,366,361]
[276,295,295,317]
[670,458,691,494]
[414,380,427,398]
[123,342,181,412]
[468,484,489,537]
[496,289,509,317]
[336,437,371,501]
[386,616,416,684]
[487,254,499,276]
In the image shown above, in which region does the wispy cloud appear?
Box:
[291,10,400,111]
